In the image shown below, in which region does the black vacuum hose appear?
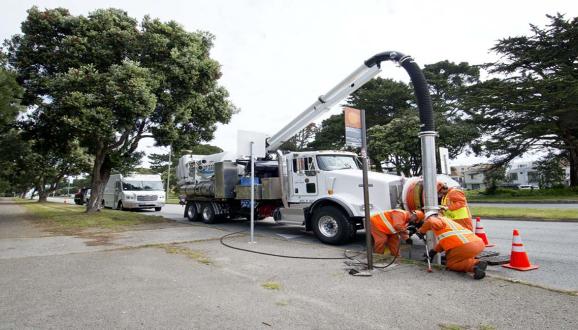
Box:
[364,51,435,132]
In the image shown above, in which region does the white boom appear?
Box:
[266,64,381,151]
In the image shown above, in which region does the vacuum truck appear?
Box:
[177,51,456,245]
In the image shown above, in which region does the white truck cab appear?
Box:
[103,174,165,211]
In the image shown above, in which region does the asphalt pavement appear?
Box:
[47,197,578,292]
[2,200,577,329]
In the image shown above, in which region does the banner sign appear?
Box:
[344,107,362,148]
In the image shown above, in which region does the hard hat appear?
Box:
[436,181,448,192]
[424,211,438,219]
[412,210,425,221]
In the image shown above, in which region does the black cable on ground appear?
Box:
[343,249,398,269]
[219,230,363,260]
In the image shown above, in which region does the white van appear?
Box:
[103,174,165,211]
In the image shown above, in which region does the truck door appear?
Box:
[291,156,318,197]
[115,180,122,206]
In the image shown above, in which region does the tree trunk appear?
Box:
[86,148,112,213]
[569,146,578,187]
[38,191,49,202]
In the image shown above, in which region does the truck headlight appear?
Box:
[125,194,135,200]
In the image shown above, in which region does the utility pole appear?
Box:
[360,109,373,271]
[166,145,172,198]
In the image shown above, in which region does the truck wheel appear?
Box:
[312,206,355,245]
[200,203,217,224]
[185,202,199,221]
[118,201,124,211]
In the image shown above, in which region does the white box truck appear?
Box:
[103,174,165,211]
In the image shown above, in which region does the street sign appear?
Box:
[439,147,450,175]
[344,107,362,148]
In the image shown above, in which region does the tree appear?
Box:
[308,114,346,150]
[467,14,578,186]
[279,123,318,151]
[535,154,566,188]
[6,7,236,211]
[0,67,24,195]
[483,165,507,194]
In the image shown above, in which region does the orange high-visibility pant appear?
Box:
[452,218,473,232]
[445,240,485,273]
[371,229,401,256]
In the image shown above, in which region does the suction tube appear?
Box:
[364,51,434,132]
[365,51,439,262]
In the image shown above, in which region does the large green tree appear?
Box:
[467,14,578,186]
[6,7,236,211]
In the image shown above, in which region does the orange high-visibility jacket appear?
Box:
[418,215,480,252]
[370,209,412,235]
[441,188,471,221]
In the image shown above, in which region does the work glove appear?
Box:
[407,225,417,237]
[405,238,413,245]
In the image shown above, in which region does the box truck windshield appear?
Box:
[123,181,164,191]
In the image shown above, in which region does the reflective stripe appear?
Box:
[441,189,470,220]
[513,235,523,244]
[446,207,470,220]
[446,219,469,243]
[438,229,471,244]
[377,212,397,234]
[512,246,526,252]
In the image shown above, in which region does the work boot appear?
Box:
[473,260,488,280]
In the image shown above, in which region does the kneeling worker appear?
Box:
[414,211,487,279]
[370,209,425,257]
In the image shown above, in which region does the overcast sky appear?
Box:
[2,0,577,166]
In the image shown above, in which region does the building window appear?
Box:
[472,184,480,189]
[528,171,540,183]
[470,174,475,179]
[509,173,518,181]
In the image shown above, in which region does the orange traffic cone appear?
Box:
[474,217,495,247]
[502,229,539,271]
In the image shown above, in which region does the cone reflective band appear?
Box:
[474,217,495,247]
[502,229,539,271]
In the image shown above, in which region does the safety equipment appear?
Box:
[412,210,425,221]
[440,188,471,222]
[502,229,539,271]
[407,225,417,237]
[371,211,397,234]
[369,209,413,256]
[424,211,438,219]
[436,181,448,192]
[474,217,495,247]
[429,216,478,251]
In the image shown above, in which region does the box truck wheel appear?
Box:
[117,201,125,211]
[312,206,355,245]
[185,202,199,221]
[200,203,217,224]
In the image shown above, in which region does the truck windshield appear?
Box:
[123,181,164,191]
[316,155,361,171]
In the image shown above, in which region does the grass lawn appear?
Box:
[466,188,578,203]
[20,202,166,232]
[471,206,578,221]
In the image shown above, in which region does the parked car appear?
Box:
[518,184,538,190]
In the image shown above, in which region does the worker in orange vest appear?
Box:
[370,209,425,257]
[414,211,487,279]
[438,182,473,231]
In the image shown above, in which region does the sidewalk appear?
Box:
[1,200,577,329]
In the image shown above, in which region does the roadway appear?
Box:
[47,197,578,292]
